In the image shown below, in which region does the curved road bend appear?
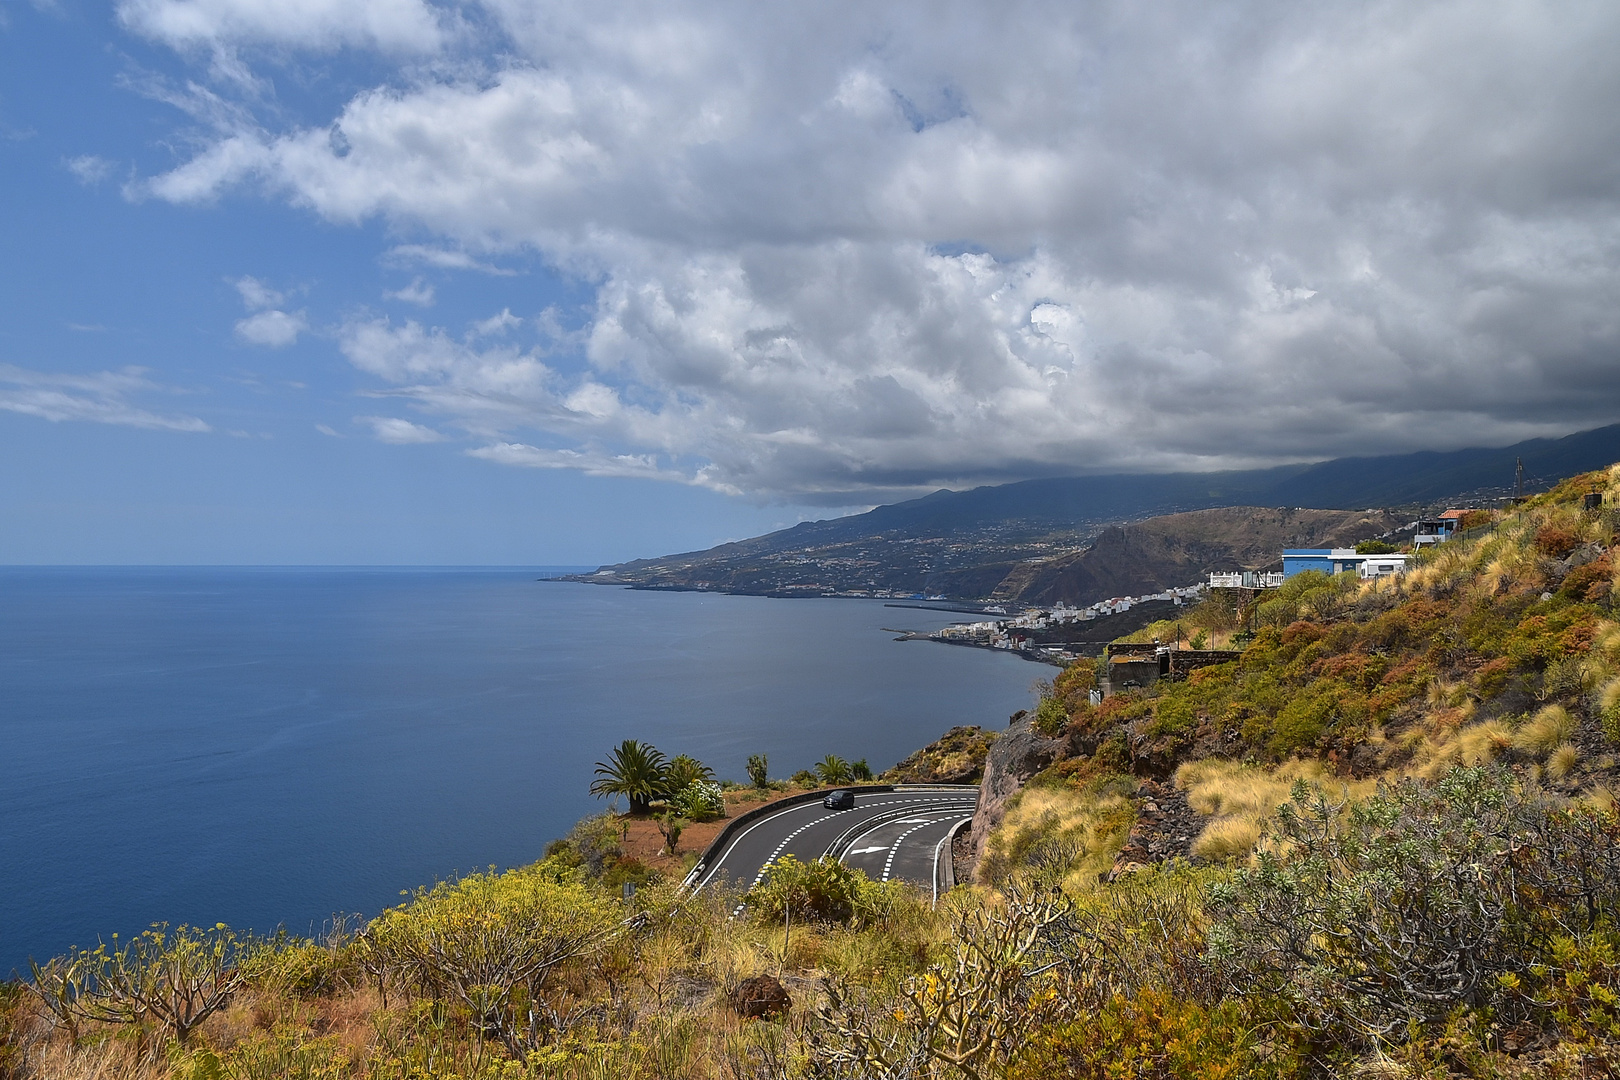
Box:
[690,786,979,897]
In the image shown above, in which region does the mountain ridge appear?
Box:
[579,423,1620,601]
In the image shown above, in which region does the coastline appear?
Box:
[890,630,1072,667]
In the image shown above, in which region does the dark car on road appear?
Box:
[822,789,855,810]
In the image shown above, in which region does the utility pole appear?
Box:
[1515,457,1525,503]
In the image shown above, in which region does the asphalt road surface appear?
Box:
[688,786,979,900]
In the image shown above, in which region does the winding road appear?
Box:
[687,786,979,900]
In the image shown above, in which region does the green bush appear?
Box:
[1034,694,1069,736]
[367,864,618,1056]
[175,1026,351,1080]
[1007,988,1300,1080]
[746,753,769,788]
[30,923,249,1044]
[665,780,724,821]
[746,855,896,925]
[549,812,625,877]
[240,932,354,997]
[1540,929,1620,1048]
[1208,767,1620,1041]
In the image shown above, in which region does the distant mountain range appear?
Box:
[573,422,1620,603]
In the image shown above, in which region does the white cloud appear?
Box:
[315,422,342,436]
[234,275,283,309]
[130,0,1620,499]
[67,155,115,184]
[0,364,211,432]
[359,415,448,443]
[467,442,677,482]
[232,276,306,346]
[470,308,519,336]
[387,277,435,306]
[383,245,515,275]
[235,308,307,346]
[117,0,450,53]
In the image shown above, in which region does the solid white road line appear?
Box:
[931,815,975,904]
[695,795,974,893]
[827,801,977,863]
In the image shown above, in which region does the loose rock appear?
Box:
[730,975,792,1019]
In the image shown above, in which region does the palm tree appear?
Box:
[814,754,853,786]
[590,740,669,815]
[664,754,715,791]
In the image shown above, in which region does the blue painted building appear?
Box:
[1283,548,1410,579]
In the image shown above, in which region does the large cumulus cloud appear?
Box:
[127,0,1620,501]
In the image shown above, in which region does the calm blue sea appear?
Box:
[0,568,1040,973]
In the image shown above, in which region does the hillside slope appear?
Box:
[971,506,1402,605]
[579,423,1620,599]
[971,462,1620,895]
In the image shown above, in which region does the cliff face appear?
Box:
[965,711,1064,874]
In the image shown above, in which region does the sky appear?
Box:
[2,0,1619,564]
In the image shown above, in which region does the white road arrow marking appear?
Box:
[847,846,890,855]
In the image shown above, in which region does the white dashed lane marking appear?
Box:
[879,817,962,882]
[724,796,974,915]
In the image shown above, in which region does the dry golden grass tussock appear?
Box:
[1596,625,1620,665]
[24,1040,165,1080]
[1476,545,1541,596]
[1547,743,1579,780]
[1408,719,1513,780]
[1176,758,1326,817]
[1425,677,1465,709]
[982,784,1134,894]
[1192,816,1263,861]
[1175,759,1376,861]
[1513,704,1576,757]
[1358,574,1401,602]
[1586,785,1617,814]
[1601,675,1620,717]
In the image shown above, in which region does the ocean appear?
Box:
[0,567,1040,973]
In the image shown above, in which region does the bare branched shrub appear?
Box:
[29,924,246,1045]
[810,887,1065,1080]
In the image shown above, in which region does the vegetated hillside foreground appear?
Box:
[7,467,1620,1079]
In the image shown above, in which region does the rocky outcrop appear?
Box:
[881,725,999,784]
[1105,778,1201,880]
[965,710,1064,877]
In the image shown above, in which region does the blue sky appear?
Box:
[3,0,1618,564]
[0,0,816,563]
